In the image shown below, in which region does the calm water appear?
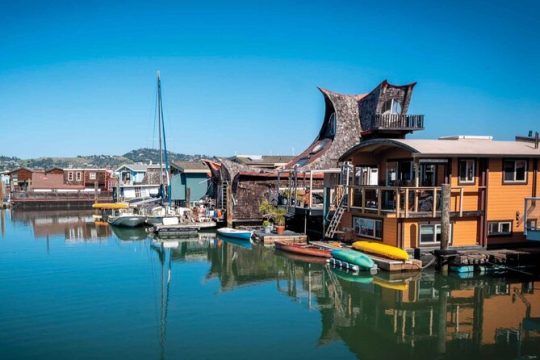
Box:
[1,209,539,360]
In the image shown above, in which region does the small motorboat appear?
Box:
[352,241,409,261]
[108,214,147,228]
[274,241,331,258]
[217,227,252,241]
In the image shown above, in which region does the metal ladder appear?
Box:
[324,194,347,239]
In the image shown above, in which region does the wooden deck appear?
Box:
[252,230,307,245]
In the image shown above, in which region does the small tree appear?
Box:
[259,199,286,226]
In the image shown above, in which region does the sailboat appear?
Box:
[146,71,179,226]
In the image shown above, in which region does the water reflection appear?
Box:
[1,210,539,360]
[200,236,540,359]
[10,209,111,242]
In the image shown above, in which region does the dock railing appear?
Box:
[347,185,477,218]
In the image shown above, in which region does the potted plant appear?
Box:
[273,207,287,235]
[262,219,273,234]
[259,200,287,235]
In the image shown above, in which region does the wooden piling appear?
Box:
[226,184,233,227]
[186,187,191,207]
[440,184,451,250]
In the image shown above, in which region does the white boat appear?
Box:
[217,228,253,241]
[108,213,147,227]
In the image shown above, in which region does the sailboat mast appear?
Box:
[157,71,165,202]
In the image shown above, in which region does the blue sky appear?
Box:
[0,0,539,158]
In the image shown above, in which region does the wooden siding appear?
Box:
[449,159,481,213]
[486,158,534,244]
[402,218,478,249]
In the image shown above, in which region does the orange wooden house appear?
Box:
[335,135,540,249]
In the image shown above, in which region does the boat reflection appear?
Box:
[111,226,148,241]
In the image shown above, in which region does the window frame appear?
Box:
[75,171,82,182]
[502,159,528,184]
[89,172,97,181]
[67,171,74,181]
[353,216,383,240]
[487,221,513,237]
[458,159,476,185]
[418,223,453,246]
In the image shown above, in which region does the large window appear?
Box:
[488,221,512,236]
[89,172,97,180]
[76,172,82,181]
[503,160,527,183]
[419,223,452,245]
[458,159,475,184]
[353,217,382,240]
[325,112,336,137]
[67,172,74,181]
[381,99,402,115]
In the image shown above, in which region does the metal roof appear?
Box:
[340,138,540,160]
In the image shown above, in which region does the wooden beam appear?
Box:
[405,188,409,218]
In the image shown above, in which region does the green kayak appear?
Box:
[331,248,375,271]
[332,268,373,284]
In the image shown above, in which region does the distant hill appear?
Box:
[0,149,212,172]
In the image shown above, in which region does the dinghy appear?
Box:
[274,241,331,258]
[217,228,252,241]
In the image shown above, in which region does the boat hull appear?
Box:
[274,241,331,258]
[352,241,409,261]
[217,228,252,240]
[108,215,147,228]
[331,248,374,270]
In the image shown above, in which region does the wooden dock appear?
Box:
[252,230,307,245]
[310,241,422,272]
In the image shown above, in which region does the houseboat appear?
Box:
[332,135,540,249]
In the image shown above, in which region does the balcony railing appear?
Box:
[371,114,424,131]
[346,185,481,218]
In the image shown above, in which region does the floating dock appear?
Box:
[252,230,307,245]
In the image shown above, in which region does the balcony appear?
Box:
[370,114,424,131]
[346,185,482,219]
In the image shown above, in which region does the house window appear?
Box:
[76,172,82,181]
[419,223,452,245]
[381,99,402,115]
[135,187,142,198]
[89,172,96,180]
[68,172,74,181]
[503,160,527,183]
[488,221,512,236]
[458,159,475,184]
[353,217,382,240]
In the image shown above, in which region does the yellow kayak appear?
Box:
[352,241,409,261]
[92,202,130,209]
[373,277,408,291]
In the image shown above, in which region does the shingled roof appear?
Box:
[170,160,209,173]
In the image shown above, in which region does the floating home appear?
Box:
[202,158,322,224]
[278,80,422,236]
[169,160,212,206]
[114,164,162,200]
[333,135,540,249]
